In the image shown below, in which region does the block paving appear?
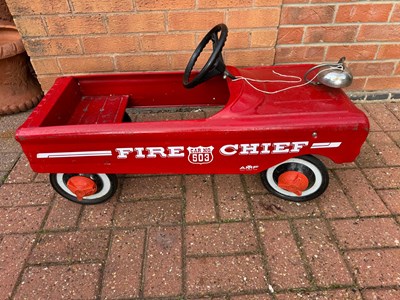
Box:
[1,102,400,299]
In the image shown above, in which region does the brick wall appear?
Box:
[277,0,400,91]
[4,0,400,93]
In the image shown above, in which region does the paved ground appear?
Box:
[0,102,400,300]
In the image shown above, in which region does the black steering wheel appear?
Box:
[183,24,228,89]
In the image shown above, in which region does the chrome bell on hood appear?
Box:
[304,57,353,88]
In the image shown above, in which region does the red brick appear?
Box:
[37,75,58,92]
[58,56,114,74]
[252,194,320,219]
[276,290,362,300]
[198,0,252,8]
[277,27,304,45]
[141,33,195,51]
[259,220,309,289]
[335,169,390,217]
[326,45,378,61]
[71,0,133,12]
[368,132,400,166]
[0,138,21,153]
[45,15,106,35]
[14,17,47,37]
[24,38,82,57]
[255,0,282,6]
[228,9,280,28]
[295,219,353,286]
[283,0,308,3]
[185,175,217,223]
[331,218,400,249]
[4,153,36,183]
[343,77,366,92]
[386,102,400,119]
[114,199,181,227]
[116,54,170,71]
[378,190,400,214]
[348,62,395,77]
[0,112,30,138]
[29,230,109,264]
[281,6,335,25]
[356,105,382,132]
[120,176,182,201]
[364,167,400,190]
[358,25,400,42]
[304,26,357,43]
[377,44,400,59]
[395,64,400,76]
[363,103,400,131]
[226,31,250,49]
[346,249,400,287]
[275,46,325,63]
[251,30,277,48]
[31,57,60,75]
[186,222,257,255]
[336,4,393,23]
[0,152,19,172]
[186,255,266,295]
[16,264,102,299]
[168,11,224,31]
[80,196,116,228]
[356,142,386,168]
[214,175,250,220]
[136,0,194,11]
[317,172,357,219]
[391,4,400,22]
[232,295,272,300]
[107,13,165,33]
[44,196,81,230]
[82,36,139,54]
[389,131,400,147]
[243,174,267,194]
[102,230,145,299]
[363,289,400,300]
[0,206,46,233]
[365,77,400,91]
[226,49,275,67]
[144,226,182,297]
[0,182,53,206]
[0,234,35,299]
[6,0,70,15]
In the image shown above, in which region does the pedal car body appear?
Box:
[15,24,369,204]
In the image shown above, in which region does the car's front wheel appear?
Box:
[260,155,329,202]
[50,173,118,204]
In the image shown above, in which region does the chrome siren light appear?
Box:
[304,57,353,88]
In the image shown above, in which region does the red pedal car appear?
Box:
[16,24,369,204]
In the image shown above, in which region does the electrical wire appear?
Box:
[231,66,343,95]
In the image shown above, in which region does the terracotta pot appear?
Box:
[0,25,43,115]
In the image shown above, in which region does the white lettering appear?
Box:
[260,143,271,154]
[239,143,259,155]
[290,141,309,153]
[146,147,167,158]
[220,144,238,156]
[272,142,291,154]
[116,148,133,159]
[168,146,185,157]
[134,147,146,159]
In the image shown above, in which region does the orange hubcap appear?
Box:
[67,176,97,201]
[278,171,309,196]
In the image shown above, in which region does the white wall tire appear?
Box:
[260,155,329,202]
[50,173,117,204]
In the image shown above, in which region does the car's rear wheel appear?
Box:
[260,155,329,202]
[50,173,117,204]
